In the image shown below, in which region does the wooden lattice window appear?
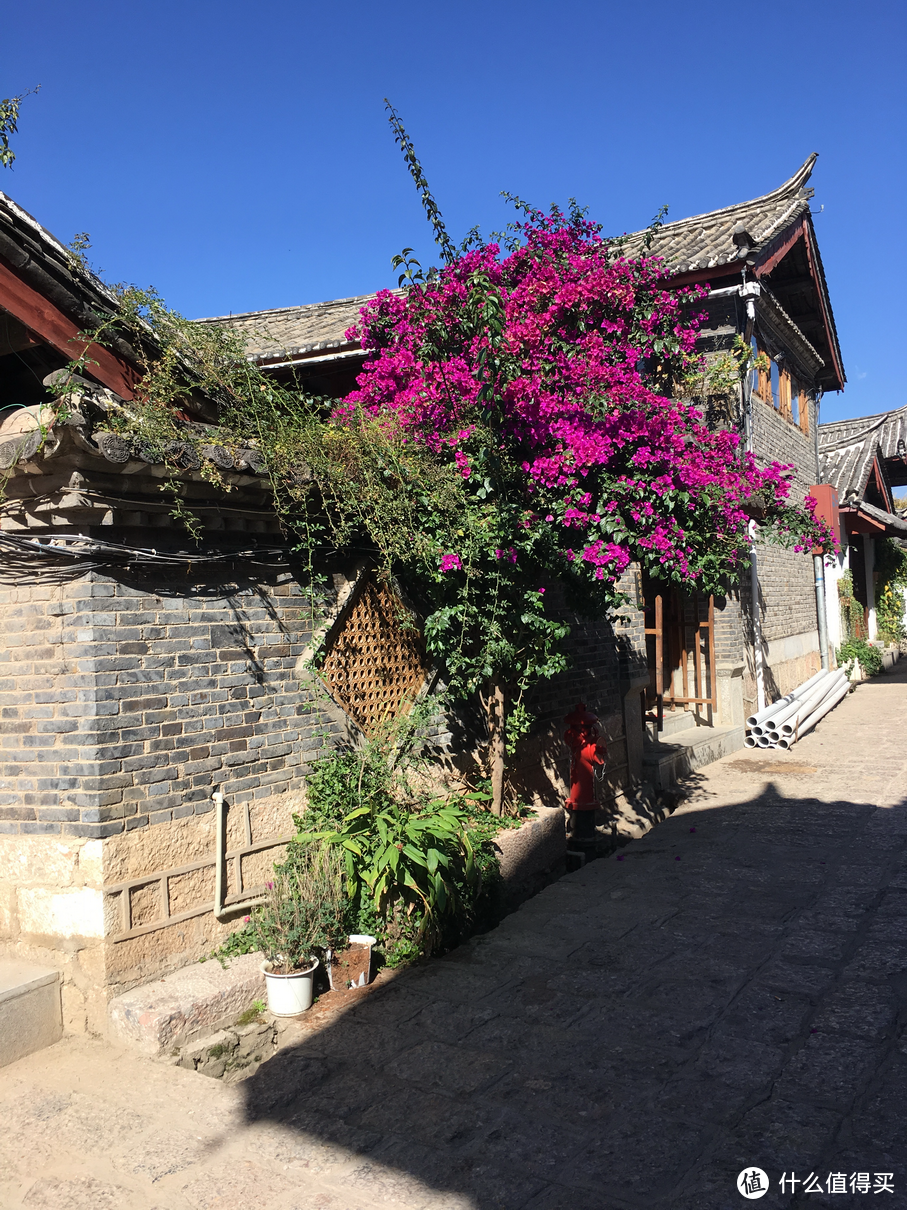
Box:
[319,576,429,734]
[753,338,809,434]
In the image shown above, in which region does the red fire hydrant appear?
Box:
[564,702,605,841]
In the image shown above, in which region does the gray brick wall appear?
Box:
[528,569,646,726]
[0,563,647,835]
[0,569,342,838]
[690,306,822,709]
[749,391,820,643]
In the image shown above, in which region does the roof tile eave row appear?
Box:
[180,159,823,363]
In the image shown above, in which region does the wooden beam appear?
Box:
[662,263,742,290]
[0,258,136,399]
[801,222,846,391]
[841,507,887,535]
[0,310,41,356]
[754,220,805,279]
[872,456,893,511]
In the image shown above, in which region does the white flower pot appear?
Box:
[261,958,319,1016]
[347,934,377,987]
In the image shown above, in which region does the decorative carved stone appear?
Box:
[235,448,266,474]
[134,443,163,464]
[96,432,132,463]
[0,429,43,468]
[200,444,234,470]
[164,441,202,469]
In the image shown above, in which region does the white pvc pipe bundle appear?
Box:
[746,669,827,731]
[744,667,850,751]
[776,676,851,749]
[762,672,845,742]
[777,670,846,735]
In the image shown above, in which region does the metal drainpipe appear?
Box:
[814,554,830,670]
[817,387,832,672]
[740,282,766,713]
[212,789,265,919]
[811,389,830,670]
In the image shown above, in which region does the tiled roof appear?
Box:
[195,293,389,363]
[819,405,907,503]
[617,155,817,274]
[860,501,907,535]
[199,157,836,381]
[0,191,142,366]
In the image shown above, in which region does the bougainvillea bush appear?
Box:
[327,182,830,809]
[72,112,832,815]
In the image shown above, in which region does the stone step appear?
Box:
[642,724,745,790]
[645,709,700,742]
[0,960,62,1068]
[107,950,265,1057]
[659,709,700,737]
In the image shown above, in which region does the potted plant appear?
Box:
[250,847,345,1016]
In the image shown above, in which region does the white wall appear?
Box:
[823,548,849,653]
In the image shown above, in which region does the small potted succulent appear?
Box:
[251,847,346,1016]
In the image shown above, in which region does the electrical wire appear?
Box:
[0,530,292,567]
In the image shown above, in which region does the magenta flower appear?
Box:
[329,198,826,708]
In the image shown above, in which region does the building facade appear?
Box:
[0,157,845,1031]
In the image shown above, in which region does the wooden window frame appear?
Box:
[753,338,810,435]
[779,369,792,420]
[797,386,810,436]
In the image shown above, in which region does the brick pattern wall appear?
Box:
[528,569,646,725]
[750,393,819,643]
[713,593,745,666]
[687,314,822,720]
[730,395,822,714]
[0,568,341,840]
[1,563,648,839]
[514,569,647,802]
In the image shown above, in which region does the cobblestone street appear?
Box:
[2,664,906,1210]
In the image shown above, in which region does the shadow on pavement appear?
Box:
[240,785,907,1210]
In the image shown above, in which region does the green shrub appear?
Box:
[249,846,346,973]
[285,709,523,966]
[212,707,526,970]
[837,570,864,641]
[875,538,907,644]
[837,638,883,678]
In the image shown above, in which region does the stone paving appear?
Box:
[1,663,906,1210]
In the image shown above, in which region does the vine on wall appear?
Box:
[837,569,865,641]
[44,108,835,814]
[875,538,907,644]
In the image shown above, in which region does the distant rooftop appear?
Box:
[617,156,817,275]
[202,155,842,389]
[195,293,385,365]
[819,405,907,504]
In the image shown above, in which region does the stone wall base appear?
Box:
[0,790,299,1035]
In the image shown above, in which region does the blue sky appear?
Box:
[3,0,905,422]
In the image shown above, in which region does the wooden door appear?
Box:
[643,582,717,730]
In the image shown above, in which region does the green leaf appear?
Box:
[344,806,373,822]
